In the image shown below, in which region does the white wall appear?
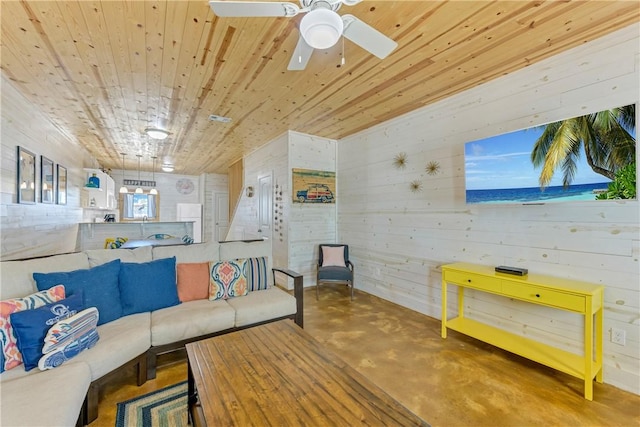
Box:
[288,131,337,284]
[0,75,96,260]
[0,71,227,261]
[337,24,640,394]
[229,131,337,287]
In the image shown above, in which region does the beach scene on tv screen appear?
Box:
[465,104,636,204]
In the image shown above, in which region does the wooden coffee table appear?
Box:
[186,320,429,426]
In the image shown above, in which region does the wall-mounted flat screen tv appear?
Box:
[465,104,636,204]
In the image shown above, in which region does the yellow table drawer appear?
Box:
[502,284,585,312]
[444,270,502,293]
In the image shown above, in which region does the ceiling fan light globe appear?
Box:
[300,9,343,50]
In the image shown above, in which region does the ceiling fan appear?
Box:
[208,0,398,70]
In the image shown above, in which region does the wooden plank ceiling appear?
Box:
[1,1,638,175]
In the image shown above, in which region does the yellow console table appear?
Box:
[441,262,604,400]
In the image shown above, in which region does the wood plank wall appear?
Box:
[288,132,337,284]
[0,75,95,260]
[0,72,227,259]
[337,24,640,394]
[229,131,336,289]
[228,158,243,220]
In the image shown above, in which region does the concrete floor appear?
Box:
[94,286,640,426]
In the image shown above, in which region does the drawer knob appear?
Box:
[535,294,541,298]
[467,279,471,283]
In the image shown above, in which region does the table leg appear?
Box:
[187,359,197,424]
[441,279,447,338]
[584,300,594,401]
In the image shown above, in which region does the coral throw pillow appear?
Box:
[209,260,248,301]
[0,285,66,372]
[322,246,346,267]
[176,262,210,302]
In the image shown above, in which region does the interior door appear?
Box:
[213,192,229,242]
[257,174,272,240]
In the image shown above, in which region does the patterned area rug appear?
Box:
[115,382,188,427]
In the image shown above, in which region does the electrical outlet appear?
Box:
[611,327,626,346]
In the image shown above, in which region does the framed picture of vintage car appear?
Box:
[17,146,36,204]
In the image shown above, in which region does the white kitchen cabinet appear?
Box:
[82,169,116,209]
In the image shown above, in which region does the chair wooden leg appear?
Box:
[316,281,320,300]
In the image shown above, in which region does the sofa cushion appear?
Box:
[150,299,236,346]
[0,361,91,427]
[72,312,150,381]
[245,256,269,291]
[33,259,123,326]
[0,252,89,300]
[0,285,66,372]
[153,241,219,263]
[176,262,210,302]
[10,293,84,371]
[119,257,180,315]
[225,287,296,327]
[209,259,248,301]
[86,246,153,267]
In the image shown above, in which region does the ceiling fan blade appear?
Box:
[341,14,397,59]
[209,1,302,17]
[287,36,314,71]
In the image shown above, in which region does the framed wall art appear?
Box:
[292,168,336,204]
[17,146,36,204]
[57,164,67,205]
[41,156,54,204]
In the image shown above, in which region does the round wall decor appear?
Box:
[175,178,194,195]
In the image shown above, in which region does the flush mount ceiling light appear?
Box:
[145,128,169,140]
[299,8,344,50]
[162,164,174,173]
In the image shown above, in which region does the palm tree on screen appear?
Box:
[531,104,635,188]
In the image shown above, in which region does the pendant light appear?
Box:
[149,156,158,195]
[119,153,128,193]
[135,155,143,194]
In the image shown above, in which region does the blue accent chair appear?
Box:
[316,244,354,300]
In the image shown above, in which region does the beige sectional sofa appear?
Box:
[0,239,303,426]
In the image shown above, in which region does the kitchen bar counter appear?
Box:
[77,221,194,251]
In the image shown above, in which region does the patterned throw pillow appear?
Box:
[209,259,248,301]
[0,285,66,372]
[39,307,100,371]
[244,257,269,291]
[10,293,84,371]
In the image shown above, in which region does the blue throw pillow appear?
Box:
[33,259,123,325]
[119,257,180,315]
[10,293,84,371]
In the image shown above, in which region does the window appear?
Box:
[120,193,159,221]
